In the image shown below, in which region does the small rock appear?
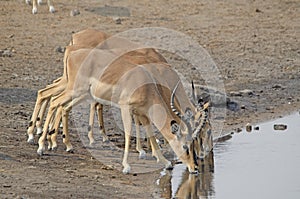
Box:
[266,106,274,110]
[254,126,260,131]
[229,91,242,97]
[273,124,287,131]
[55,46,65,53]
[70,9,80,16]
[0,49,12,57]
[113,17,122,24]
[245,123,252,132]
[236,128,242,133]
[101,165,114,170]
[240,105,246,109]
[239,89,254,96]
[255,8,262,13]
[272,84,285,90]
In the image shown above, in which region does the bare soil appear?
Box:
[0,0,299,198]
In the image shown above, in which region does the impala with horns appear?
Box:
[35,34,211,174]
[27,29,167,160]
[25,0,55,14]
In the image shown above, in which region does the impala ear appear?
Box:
[171,120,181,138]
[203,102,210,110]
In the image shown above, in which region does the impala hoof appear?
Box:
[49,6,55,13]
[138,150,146,159]
[51,146,58,151]
[122,166,131,174]
[66,148,74,153]
[27,137,34,144]
[32,7,37,14]
[165,161,173,170]
[36,127,42,135]
[37,148,44,156]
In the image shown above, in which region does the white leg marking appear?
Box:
[27,134,34,144]
[32,7,37,14]
[36,127,42,135]
[49,6,55,13]
[139,150,146,159]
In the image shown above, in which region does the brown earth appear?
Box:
[0,0,299,198]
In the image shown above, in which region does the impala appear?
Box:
[27,29,110,150]
[25,0,55,14]
[36,38,210,173]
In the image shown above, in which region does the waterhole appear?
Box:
[158,112,300,198]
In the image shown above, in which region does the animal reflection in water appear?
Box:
[159,152,214,199]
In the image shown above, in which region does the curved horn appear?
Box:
[170,80,192,132]
[191,80,196,105]
[192,110,208,138]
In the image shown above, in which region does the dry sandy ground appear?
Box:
[0,0,299,198]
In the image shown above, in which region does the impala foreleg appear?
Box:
[144,125,172,170]
[47,0,55,13]
[121,106,132,174]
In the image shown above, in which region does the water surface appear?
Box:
[158,112,300,198]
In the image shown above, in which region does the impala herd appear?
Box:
[26,28,213,174]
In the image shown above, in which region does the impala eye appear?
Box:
[183,145,189,155]
[171,120,179,134]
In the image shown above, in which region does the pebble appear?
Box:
[273,124,287,131]
[230,89,254,97]
[113,17,122,24]
[70,9,80,16]
[254,126,260,131]
[55,46,65,53]
[272,84,285,90]
[0,49,13,57]
[245,123,252,132]
[236,128,242,133]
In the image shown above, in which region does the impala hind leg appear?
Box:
[27,79,65,143]
[133,115,146,159]
[96,103,109,143]
[37,105,57,155]
[88,102,97,146]
[35,99,49,136]
[47,106,63,151]
[121,106,132,174]
[61,94,90,152]
[37,90,72,155]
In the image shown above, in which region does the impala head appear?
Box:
[170,81,212,171]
